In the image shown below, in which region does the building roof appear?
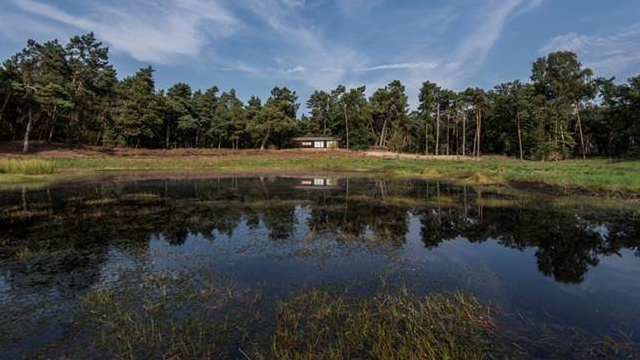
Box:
[291,136,338,141]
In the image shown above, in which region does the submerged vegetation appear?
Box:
[10,275,637,359]
[41,272,504,359]
[72,270,260,359]
[269,288,500,360]
[71,268,503,360]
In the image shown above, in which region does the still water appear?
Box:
[1,176,639,359]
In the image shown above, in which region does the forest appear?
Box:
[0,32,638,159]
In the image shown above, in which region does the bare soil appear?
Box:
[0,141,360,158]
[0,141,471,160]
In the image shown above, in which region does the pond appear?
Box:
[1,176,639,359]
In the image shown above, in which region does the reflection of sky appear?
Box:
[118,206,640,337]
[2,176,640,356]
[145,207,392,297]
[401,215,640,335]
[0,273,10,299]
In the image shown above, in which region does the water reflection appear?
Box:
[1,176,640,358]
[1,177,638,289]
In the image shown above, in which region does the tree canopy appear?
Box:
[1,33,638,159]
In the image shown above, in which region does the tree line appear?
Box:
[1,32,638,159]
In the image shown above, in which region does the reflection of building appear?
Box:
[291,137,339,149]
[295,177,339,190]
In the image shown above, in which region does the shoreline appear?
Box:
[0,150,639,198]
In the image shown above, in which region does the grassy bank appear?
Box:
[1,155,639,194]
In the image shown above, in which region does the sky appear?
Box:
[1,0,639,110]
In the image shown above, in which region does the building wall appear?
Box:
[293,140,338,148]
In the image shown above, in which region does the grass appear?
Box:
[0,158,57,175]
[267,287,504,360]
[5,271,638,359]
[0,155,639,194]
[74,281,507,360]
[70,269,261,360]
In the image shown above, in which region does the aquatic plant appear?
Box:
[267,288,503,360]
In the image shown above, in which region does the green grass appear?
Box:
[0,158,58,175]
[268,288,503,360]
[5,270,638,359]
[1,155,639,194]
[73,282,508,360]
[70,270,261,359]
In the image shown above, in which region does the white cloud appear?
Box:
[337,0,381,15]
[540,25,640,76]
[397,0,542,105]
[230,0,543,105]
[540,32,598,54]
[356,62,438,72]
[0,0,558,108]
[445,0,526,81]
[286,66,308,73]
[6,0,239,63]
[237,0,368,90]
[515,0,545,16]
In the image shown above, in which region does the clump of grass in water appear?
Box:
[72,269,262,360]
[0,158,57,175]
[267,287,505,360]
[15,247,33,259]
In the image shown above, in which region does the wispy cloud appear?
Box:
[5,0,239,63]
[443,0,536,83]
[395,0,543,105]
[7,0,626,111]
[336,0,382,16]
[540,25,640,76]
[236,0,367,89]
[356,62,438,72]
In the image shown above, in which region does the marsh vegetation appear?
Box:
[1,154,640,195]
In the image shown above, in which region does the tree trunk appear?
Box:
[475,110,480,157]
[0,94,10,130]
[516,111,524,160]
[23,107,34,153]
[48,118,56,144]
[46,104,58,144]
[453,116,459,155]
[462,113,466,157]
[323,114,327,136]
[435,103,440,156]
[379,118,388,148]
[425,120,429,155]
[166,123,171,149]
[476,109,482,157]
[446,112,451,155]
[575,103,586,159]
[260,126,271,151]
[343,102,350,150]
[472,130,477,158]
[95,123,103,146]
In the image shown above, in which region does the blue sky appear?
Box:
[1,0,639,109]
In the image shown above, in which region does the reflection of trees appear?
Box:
[0,177,639,295]
[417,196,640,284]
